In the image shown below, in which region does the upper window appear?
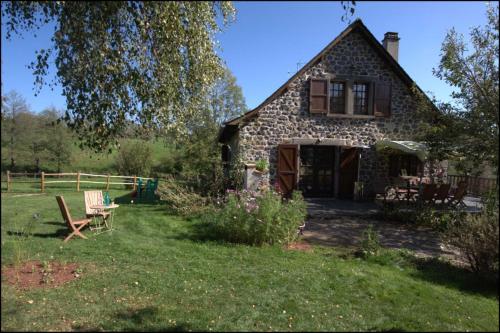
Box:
[329,81,345,114]
[353,82,369,115]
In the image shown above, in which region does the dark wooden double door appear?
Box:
[278,144,358,198]
[299,146,335,197]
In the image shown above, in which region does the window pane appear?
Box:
[330,81,345,114]
[353,82,369,115]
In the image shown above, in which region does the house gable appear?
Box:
[219,18,428,143]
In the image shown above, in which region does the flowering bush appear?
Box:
[205,188,307,246]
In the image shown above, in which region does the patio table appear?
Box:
[90,203,119,233]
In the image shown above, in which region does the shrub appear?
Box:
[442,190,499,274]
[205,189,307,246]
[156,176,209,217]
[357,225,381,258]
[115,141,153,176]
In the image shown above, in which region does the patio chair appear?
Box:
[417,183,437,204]
[56,196,92,242]
[446,181,467,208]
[136,178,143,198]
[84,190,110,228]
[433,183,451,205]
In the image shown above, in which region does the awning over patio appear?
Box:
[375,140,429,162]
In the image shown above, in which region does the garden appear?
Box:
[1,181,499,331]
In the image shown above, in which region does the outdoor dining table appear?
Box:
[90,203,119,233]
[396,176,421,203]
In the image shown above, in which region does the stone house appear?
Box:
[219,19,437,198]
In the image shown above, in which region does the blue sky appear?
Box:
[1,1,489,112]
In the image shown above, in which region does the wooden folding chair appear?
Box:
[446,181,468,208]
[433,183,451,205]
[417,183,437,205]
[84,190,110,229]
[56,196,92,242]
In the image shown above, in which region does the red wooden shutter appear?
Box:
[309,79,329,114]
[374,82,392,117]
[277,144,298,197]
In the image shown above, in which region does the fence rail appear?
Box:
[2,170,154,193]
[447,175,497,197]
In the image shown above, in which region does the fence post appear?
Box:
[133,175,137,191]
[106,173,110,191]
[7,170,11,192]
[77,171,81,192]
[41,171,45,193]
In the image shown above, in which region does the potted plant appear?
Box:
[254,159,269,174]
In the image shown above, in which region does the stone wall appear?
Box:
[237,30,428,194]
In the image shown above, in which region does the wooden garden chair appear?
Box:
[84,190,110,229]
[56,196,92,243]
[446,181,468,208]
[433,183,451,205]
[417,183,437,205]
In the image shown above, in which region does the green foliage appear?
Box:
[156,176,209,217]
[205,189,307,246]
[357,225,381,258]
[114,140,153,176]
[442,190,499,274]
[415,4,499,175]
[39,108,72,173]
[255,159,269,172]
[226,152,245,191]
[208,66,248,125]
[380,204,466,233]
[2,1,236,151]
[156,65,247,197]
[1,92,73,173]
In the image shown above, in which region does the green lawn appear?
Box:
[1,188,498,331]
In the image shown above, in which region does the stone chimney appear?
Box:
[382,32,400,62]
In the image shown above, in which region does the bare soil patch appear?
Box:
[285,242,313,252]
[2,260,80,290]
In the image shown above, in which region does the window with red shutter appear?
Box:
[374,83,392,117]
[309,79,329,114]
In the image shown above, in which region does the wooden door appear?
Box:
[278,144,298,197]
[338,147,359,198]
[299,146,335,197]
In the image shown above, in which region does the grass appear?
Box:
[1,188,498,331]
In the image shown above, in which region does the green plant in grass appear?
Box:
[41,260,54,285]
[12,213,39,271]
[357,225,381,258]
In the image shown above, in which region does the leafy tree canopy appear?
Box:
[415,4,499,176]
[2,1,236,152]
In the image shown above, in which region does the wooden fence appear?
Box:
[447,175,497,197]
[2,170,154,193]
